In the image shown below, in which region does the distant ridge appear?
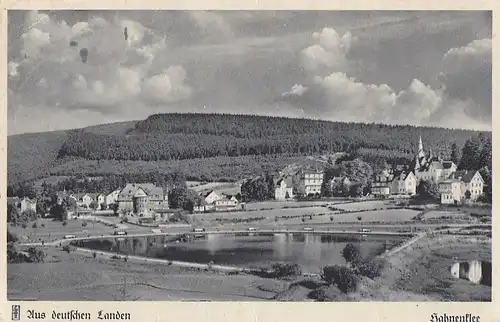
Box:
[8,113,490,185]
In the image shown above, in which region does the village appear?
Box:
[7,137,487,225]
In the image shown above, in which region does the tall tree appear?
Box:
[450,143,460,164]
[459,137,482,170]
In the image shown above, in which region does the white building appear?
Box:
[105,188,121,206]
[274,177,294,201]
[294,169,324,196]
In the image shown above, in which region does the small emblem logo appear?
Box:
[12,305,20,321]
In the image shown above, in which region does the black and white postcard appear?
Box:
[2,3,497,322]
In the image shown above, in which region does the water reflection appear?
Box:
[76,233,404,274]
[450,260,492,286]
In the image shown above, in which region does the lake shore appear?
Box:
[8,233,491,301]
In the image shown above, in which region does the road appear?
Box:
[20,222,491,248]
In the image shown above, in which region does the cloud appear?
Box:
[440,38,492,122]
[299,27,354,74]
[143,66,192,104]
[282,84,308,97]
[187,11,233,41]
[281,28,491,130]
[8,11,192,133]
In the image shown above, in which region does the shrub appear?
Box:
[321,265,358,293]
[41,223,45,227]
[357,259,386,279]
[21,223,27,229]
[62,221,68,226]
[330,216,334,221]
[357,216,362,221]
[62,245,74,253]
[341,243,362,265]
[32,222,37,228]
[26,247,45,263]
[254,263,303,279]
[81,221,88,227]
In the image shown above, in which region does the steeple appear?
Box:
[418,135,426,159]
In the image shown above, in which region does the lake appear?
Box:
[74,233,407,273]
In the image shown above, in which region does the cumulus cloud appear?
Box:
[282,28,491,130]
[8,10,192,133]
[282,84,308,97]
[299,27,354,74]
[143,66,192,104]
[440,38,492,123]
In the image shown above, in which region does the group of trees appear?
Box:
[56,114,484,167]
[240,175,277,202]
[321,158,373,198]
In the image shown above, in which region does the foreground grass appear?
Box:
[7,247,288,301]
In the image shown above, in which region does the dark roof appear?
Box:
[442,161,455,169]
[202,190,216,198]
[451,170,480,183]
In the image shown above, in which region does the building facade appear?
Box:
[371,169,416,196]
[294,169,324,196]
[448,170,484,201]
[274,177,294,201]
[106,188,121,206]
[117,183,168,215]
[438,180,465,204]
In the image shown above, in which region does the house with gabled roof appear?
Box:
[448,170,484,201]
[73,193,94,208]
[371,169,416,196]
[274,176,294,201]
[117,183,168,215]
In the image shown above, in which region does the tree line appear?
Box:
[56,113,487,165]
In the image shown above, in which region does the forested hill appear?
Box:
[8,113,490,185]
[58,113,487,162]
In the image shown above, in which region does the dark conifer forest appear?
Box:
[58,113,485,163]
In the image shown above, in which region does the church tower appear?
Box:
[418,136,426,159]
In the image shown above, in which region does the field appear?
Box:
[243,200,337,211]
[330,200,393,211]
[7,248,286,301]
[382,235,492,301]
[8,218,116,243]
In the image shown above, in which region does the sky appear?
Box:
[7,10,492,135]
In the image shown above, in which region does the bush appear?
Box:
[357,216,362,221]
[92,251,97,259]
[81,221,88,227]
[26,247,46,263]
[32,222,37,228]
[357,259,386,279]
[62,245,74,253]
[321,265,358,293]
[251,263,303,279]
[21,223,27,229]
[341,243,362,265]
[62,221,68,226]
[41,223,45,227]
[330,216,334,221]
